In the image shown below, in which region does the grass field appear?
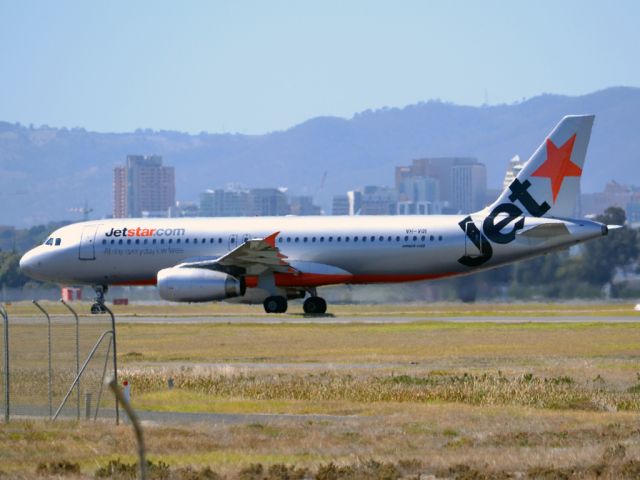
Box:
[2,304,640,478]
[5,299,640,317]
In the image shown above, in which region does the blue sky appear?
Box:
[1,0,638,134]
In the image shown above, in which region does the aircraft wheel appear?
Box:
[303,296,327,315]
[264,295,288,313]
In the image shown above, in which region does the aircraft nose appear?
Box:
[19,250,38,277]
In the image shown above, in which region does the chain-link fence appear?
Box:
[1,300,118,423]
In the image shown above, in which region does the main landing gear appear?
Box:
[91,285,108,314]
[262,293,328,314]
[263,295,288,313]
[303,296,327,315]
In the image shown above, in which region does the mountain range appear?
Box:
[1,86,639,227]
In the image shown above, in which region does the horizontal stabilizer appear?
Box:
[517,222,570,238]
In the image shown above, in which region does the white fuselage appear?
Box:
[19,214,605,293]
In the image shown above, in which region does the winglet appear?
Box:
[263,231,280,248]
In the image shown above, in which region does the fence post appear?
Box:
[1,304,8,422]
[109,379,146,480]
[33,301,52,419]
[61,299,81,420]
[103,305,119,426]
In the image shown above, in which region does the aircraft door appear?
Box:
[79,225,99,260]
[228,234,237,251]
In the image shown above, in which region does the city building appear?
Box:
[581,180,640,222]
[199,187,249,217]
[360,186,397,215]
[248,188,290,216]
[396,176,441,215]
[332,191,362,215]
[396,157,487,213]
[503,155,525,189]
[289,196,322,216]
[113,155,175,218]
[452,161,488,213]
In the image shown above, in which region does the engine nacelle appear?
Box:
[157,267,245,302]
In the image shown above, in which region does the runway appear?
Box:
[8,314,640,324]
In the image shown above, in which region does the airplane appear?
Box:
[20,115,615,314]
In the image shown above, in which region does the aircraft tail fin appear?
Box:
[487,115,594,218]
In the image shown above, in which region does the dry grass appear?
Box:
[3,309,640,478]
[1,404,640,478]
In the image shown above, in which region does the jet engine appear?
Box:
[157,267,245,302]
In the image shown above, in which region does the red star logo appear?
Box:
[531,134,581,203]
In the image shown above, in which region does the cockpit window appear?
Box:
[55,238,61,246]
[45,238,53,246]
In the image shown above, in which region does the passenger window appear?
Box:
[396,236,400,242]
[404,235,409,241]
[153,239,157,244]
[118,239,123,245]
[345,237,350,242]
[218,238,222,244]
[110,239,115,245]
[430,235,434,241]
[185,239,189,243]
[210,238,214,243]
[160,239,165,244]
[176,239,181,244]
[328,236,333,242]
[144,239,148,244]
[312,237,316,242]
[387,236,392,242]
[372,236,377,242]
[102,239,106,245]
[287,237,291,243]
[362,236,367,242]
[412,236,417,241]
[303,237,308,242]
[421,235,425,241]
[127,239,132,244]
[337,236,342,242]
[294,237,299,243]
[320,236,325,242]
[278,237,283,243]
[135,239,140,244]
[439,235,443,241]
[202,239,206,244]
[169,239,173,244]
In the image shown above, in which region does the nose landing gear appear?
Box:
[91,285,108,314]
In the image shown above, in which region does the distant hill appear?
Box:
[1,86,640,227]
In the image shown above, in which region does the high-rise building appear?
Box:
[289,196,322,216]
[199,187,249,217]
[113,155,175,218]
[503,155,525,189]
[248,188,290,216]
[332,191,362,215]
[397,176,441,215]
[396,157,486,213]
[452,162,487,213]
[360,186,397,215]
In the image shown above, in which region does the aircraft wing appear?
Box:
[177,232,297,276]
